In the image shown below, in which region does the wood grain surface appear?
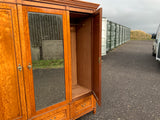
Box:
[0,3,27,120]
[0,1,101,120]
[92,8,102,106]
[18,5,70,119]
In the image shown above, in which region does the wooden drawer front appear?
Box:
[75,98,92,112]
[46,110,67,120]
[71,96,92,118]
[32,105,69,120]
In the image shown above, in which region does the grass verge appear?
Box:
[32,59,64,69]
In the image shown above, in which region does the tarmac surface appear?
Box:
[78,40,160,120]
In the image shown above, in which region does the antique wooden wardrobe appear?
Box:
[0,0,102,119]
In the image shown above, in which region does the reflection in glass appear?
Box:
[28,12,66,111]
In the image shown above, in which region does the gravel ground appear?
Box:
[78,40,160,120]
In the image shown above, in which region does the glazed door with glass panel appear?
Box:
[19,6,69,119]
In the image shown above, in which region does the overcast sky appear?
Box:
[84,0,160,33]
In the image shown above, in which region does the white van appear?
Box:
[152,24,160,61]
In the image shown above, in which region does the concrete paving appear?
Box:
[78,40,160,120]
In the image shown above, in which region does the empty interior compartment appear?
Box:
[70,12,92,99]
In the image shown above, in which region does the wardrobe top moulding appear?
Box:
[1,0,100,13]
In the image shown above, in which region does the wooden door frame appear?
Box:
[0,3,27,120]
[18,5,70,119]
[91,8,102,106]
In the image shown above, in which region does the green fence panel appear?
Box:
[105,20,131,53]
[115,24,120,47]
[111,22,116,49]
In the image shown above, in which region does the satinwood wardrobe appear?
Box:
[0,0,102,119]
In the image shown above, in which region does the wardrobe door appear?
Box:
[19,6,70,119]
[92,8,102,106]
[0,3,27,120]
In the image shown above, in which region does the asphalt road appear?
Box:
[78,40,160,120]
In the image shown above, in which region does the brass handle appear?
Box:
[81,103,86,107]
[17,64,22,71]
[28,63,32,70]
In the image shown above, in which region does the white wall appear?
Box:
[101,18,107,56]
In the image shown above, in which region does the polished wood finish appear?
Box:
[70,95,92,119]
[18,5,70,119]
[70,26,77,86]
[76,17,92,90]
[0,0,16,3]
[72,85,91,99]
[31,105,69,120]
[0,3,27,120]
[70,95,96,120]
[17,0,99,13]
[1,0,98,13]
[66,10,73,103]
[70,16,93,100]
[93,95,97,114]
[92,8,102,106]
[0,0,101,120]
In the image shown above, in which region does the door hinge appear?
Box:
[98,57,101,63]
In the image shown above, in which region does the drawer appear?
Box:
[32,105,69,120]
[75,97,92,112]
[71,95,93,118]
[46,109,67,120]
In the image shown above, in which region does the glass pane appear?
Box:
[28,12,65,111]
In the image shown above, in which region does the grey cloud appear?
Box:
[84,0,160,33]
